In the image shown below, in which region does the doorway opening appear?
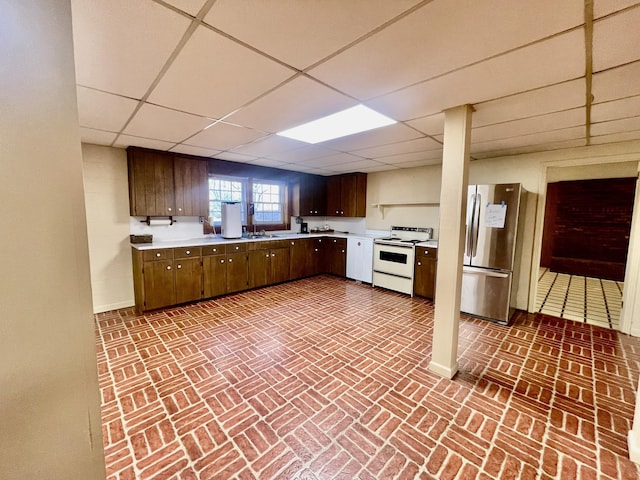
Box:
[535,177,636,329]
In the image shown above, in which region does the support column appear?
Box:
[428,104,473,379]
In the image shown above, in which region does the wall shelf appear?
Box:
[371,202,440,219]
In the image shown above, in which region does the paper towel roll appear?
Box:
[149,218,172,226]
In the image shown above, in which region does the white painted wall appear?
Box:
[0,1,105,478]
[82,144,134,312]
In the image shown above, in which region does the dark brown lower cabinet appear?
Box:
[226,252,249,293]
[249,243,291,288]
[203,254,227,298]
[414,247,437,299]
[289,239,312,279]
[270,247,290,284]
[248,250,271,289]
[143,259,176,310]
[327,238,347,276]
[174,257,202,304]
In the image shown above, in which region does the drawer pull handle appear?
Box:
[186,250,190,255]
[156,252,161,257]
[177,264,182,269]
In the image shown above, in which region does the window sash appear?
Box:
[252,181,283,224]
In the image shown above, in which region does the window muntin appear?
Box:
[208,176,285,226]
[252,181,283,224]
[208,176,246,224]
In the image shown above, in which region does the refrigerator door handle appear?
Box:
[463,266,509,279]
[466,193,476,257]
[472,192,482,258]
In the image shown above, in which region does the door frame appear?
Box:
[528,154,640,335]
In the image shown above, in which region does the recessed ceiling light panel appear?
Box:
[277,104,396,144]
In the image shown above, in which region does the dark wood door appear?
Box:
[174,157,208,216]
[270,247,290,284]
[340,174,357,217]
[128,149,175,216]
[227,252,248,293]
[143,260,176,310]
[541,177,635,281]
[308,238,325,275]
[203,255,227,298]
[414,248,437,299]
[326,176,342,216]
[248,250,270,289]
[174,257,202,304]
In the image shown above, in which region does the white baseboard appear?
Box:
[93,300,134,314]
[428,360,458,379]
[628,431,640,464]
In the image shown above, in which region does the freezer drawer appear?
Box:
[461,266,513,324]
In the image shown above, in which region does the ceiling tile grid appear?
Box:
[70,0,640,174]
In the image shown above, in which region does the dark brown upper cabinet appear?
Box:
[128,148,208,217]
[326,173,367,217]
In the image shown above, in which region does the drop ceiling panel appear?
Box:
[76,87,139,132]
[406,113,445,136]
[230,135,308,156]
[353,137,442,158]
[591,116,640,136]
[591,131,640,145]
[592,61,640,103]
[71,0,190,98]
[329,159,387,172]
[471,126,585,154]
[225,76,357,132]
[264,145,340,163]
[380,150,443,165]
[124,104,213,142]
[369,30,585,121]
[249,158,289,169]
[148,25,295,118]
[204,0,421,70]
[79,127,118,146]
[186,122,267,150]
[594,0,640,19]
[214,152,259,163]
[472,138,586,159]
[593,6,640,72]
[592,95,640,123]
[320,123,423,152]
[169,145,221,157]
[163,0,208,17]
[472,108,585,143]
[113,135,176,151]
[309,0,583,100]
[300,152,365,168]
[473,79,585,127]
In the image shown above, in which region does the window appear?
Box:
[208,175,285,226]
[208,176,246,224]
[252,181,283,224]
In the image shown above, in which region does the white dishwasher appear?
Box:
[346,236,374,283]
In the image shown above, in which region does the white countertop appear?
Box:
[130,231,385,250]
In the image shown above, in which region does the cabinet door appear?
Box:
[414,249,437,299]
[227,252,248,293]
[128,149,175,216]
[175,257,202,304]
[326,176,342,216]
[248,250,270,289]
[143,260,176,310]
[174,157,208,216]
[344,173,367,217]
[308,238,325,275]
[328,238,347,276]
[203,255,227,298]
[299,175,327,216]
[289,240,307,280]
[270,247,290,284]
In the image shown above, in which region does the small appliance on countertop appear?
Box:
[300,222,309,234]
[221,202,242,239]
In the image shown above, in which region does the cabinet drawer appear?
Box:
[227,242,247,253]
[174,246,202,259]
[143,248,174,262]
[203,245,225,256]
[330,238,347,247]
[416,247,438,260]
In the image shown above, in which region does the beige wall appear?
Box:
[82,144,134,312]
[0,2,105,479]
[366,141,640,312]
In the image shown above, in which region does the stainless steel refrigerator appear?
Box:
[461,183,523,324]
